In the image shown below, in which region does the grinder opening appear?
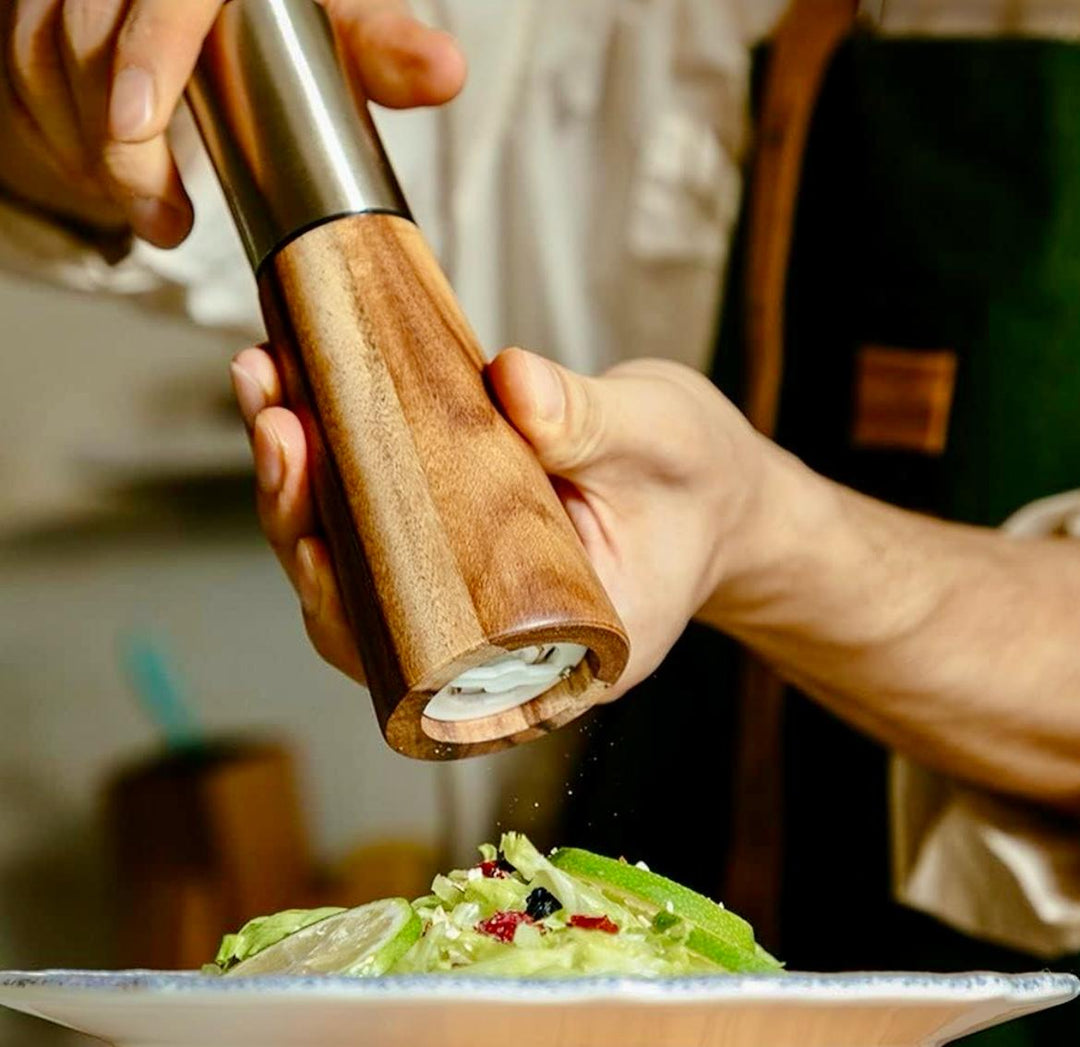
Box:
[423,644,589,724]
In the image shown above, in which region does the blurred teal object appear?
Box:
[121,632,203,752]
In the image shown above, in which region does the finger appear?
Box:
[230,346,283,435]
[0,23,126,228]
[58,0,128,154]
[59,0,193,244]
[108,0,221,142]
[327,0,466,109]
[8,0,89,177]
[296,536,367,684]
[252,407,319,583]
[100,134,192,245]
[251,411,366,684]
[105,0,223,241]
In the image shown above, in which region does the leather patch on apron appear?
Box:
[852,346,957,454]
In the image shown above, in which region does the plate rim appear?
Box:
[0,969,1075,1005]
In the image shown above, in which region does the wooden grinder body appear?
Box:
[258,213,629,759]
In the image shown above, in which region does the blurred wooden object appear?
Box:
[725,0,858,951]
[316,841,441,909]
[107,741,444,969]
[106,741,311,969]
[119,875,223,971]
[199,746,311,921]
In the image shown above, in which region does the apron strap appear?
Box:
[723,0,858,951]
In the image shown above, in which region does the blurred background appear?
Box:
[4,1,1080,1046]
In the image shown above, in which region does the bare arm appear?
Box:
[700,450,1080,812]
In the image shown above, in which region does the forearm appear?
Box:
[701,447,1080,811]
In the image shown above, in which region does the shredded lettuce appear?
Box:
[499,833,637,925]
[207,835,781,979]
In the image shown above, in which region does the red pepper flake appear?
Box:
[477,860,510,879]
[568,914,619,934]
[476,911,534,943]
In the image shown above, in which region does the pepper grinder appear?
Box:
[187,0,629,759]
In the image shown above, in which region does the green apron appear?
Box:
[561,32,1080,1047]
[769,34,1080,1047]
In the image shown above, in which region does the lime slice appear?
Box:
[550,848,781,972]
[215,907,347,970]
[551,848,753,943]
[683,928,783,972]
[225,899,421,978]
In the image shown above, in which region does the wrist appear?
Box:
[697,438,843,631]
[700,451,951,666]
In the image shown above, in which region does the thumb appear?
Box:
[487,348,612,479]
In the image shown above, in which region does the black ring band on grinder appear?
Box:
[187,0,412,274]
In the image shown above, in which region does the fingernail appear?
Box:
[254,417,284,495]
[126,196,192,248]
[296,540,322,617]
[524,353,565,423]
[110,66,156,140]
[230,361,265,425]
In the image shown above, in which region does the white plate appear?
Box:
[0,970,1075,1047]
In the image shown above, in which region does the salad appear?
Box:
[208,833,782,978]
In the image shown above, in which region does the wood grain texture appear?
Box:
[258,213,629,759]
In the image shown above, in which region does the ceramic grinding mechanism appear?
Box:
[187,0,629,759]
